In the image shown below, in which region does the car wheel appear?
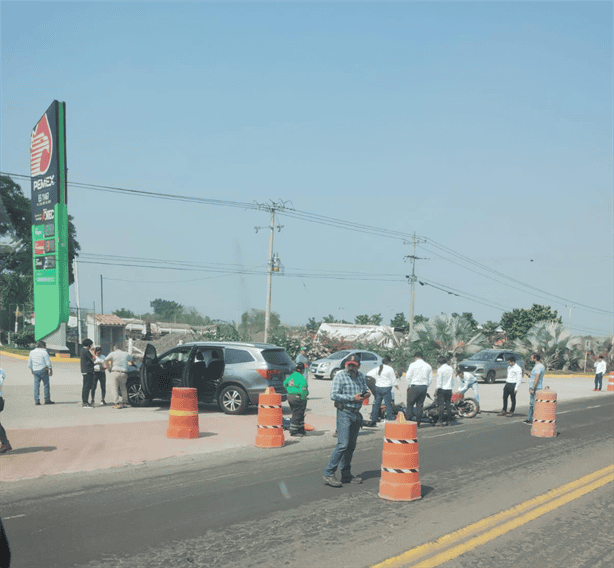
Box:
[485,371,496,384]
[126,379,149,407]
[219,385,249,415]
[330,368,340,380]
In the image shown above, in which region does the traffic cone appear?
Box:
[167,387,199,439]
[256,387,285,448]
[531,387,557,438]
[379,413,421,501]
[607,372,614,392]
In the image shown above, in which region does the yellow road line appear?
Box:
[372,464,614,568]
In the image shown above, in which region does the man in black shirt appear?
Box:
[80,339,95,408]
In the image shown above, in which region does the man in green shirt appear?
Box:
[283,363,309,437]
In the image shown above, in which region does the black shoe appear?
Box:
[323,475,342,488]
[364,421,376,427]
[290,432,304,437]
[44,400,55,405]
[35,401,41,406]
[523,419,532,424]
[341,475,363,484]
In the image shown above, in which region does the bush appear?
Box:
[13,330,35,348]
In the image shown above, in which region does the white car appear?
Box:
[309,350,383,380]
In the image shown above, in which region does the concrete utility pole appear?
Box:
[254,200,288,343]
[405,232,426,338]
[100,275,104,315]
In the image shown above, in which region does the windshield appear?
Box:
[468,351,495,361]
[328,350,352,360]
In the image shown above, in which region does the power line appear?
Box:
[4,170,610,318]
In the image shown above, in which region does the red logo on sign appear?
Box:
[31,113,52,177]
[34,240,45,255]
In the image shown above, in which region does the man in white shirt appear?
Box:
[594,355,606,391]
[404,352,432,428]
[499,356,522,417]
[435,356,454,426]
[27,340,54,406]
[365,356,398,426]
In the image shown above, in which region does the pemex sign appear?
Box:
[31,100,69,342]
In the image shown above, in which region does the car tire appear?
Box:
[219,385,249,415]
[330,368,340,380]
[485,371,496,384]
[126,379,150,407]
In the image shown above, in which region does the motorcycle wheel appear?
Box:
[457,397,479,418]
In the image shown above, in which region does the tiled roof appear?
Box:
[89,314,127,326]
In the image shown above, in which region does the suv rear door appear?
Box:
[182,346,225,401]
[141,344,193,400]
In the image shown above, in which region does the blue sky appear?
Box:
[1,1,612,336]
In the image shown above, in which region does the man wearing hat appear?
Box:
[323,354,370,487]
[283,362,309,436]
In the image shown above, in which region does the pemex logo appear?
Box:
[30,113,53,177]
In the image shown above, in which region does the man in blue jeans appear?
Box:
[27,340,54,405]
[323,355,370,487]
[524,353,545,424]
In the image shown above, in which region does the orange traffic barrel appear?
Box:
[607,372,614,392]
[531,387,557,438]
[167,387,199,439]
[379,413,421,501]
[256,387,285,448]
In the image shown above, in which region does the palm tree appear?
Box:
[410,314,486,366]
[514,322,582,371]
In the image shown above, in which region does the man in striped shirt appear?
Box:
[323,355,370,487]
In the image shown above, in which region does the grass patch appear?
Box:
[0,347,30,356]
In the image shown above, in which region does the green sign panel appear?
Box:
[31,101,69,341]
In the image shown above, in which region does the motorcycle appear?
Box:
[377,392,479,423]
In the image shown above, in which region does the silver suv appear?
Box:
[458,349,524,383]
[135,341,294,414]
[309,350,383,380]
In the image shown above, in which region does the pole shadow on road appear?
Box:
[2,446,57,455]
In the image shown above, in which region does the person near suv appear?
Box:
[404,352,432,427]
[365,356,397,426]
[283,362,309,437]
[499,356,522,417]
[323,355,370,487]
[80,339,95,408]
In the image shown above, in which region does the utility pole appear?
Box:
[254,200,289,343]
[405,232,427,338]
[100,275,104,314]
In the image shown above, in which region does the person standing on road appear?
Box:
[365,356,397,426]
[404,352,432,427]
[27,340,54,406]
[456,367,480,409]
[435,356,454,426]
[283,362,309,437]
[323,355,370,487]
[0,367,12,454]
[499,356,522,417]
[594,355,606,391]
[80,339,95,408]
[524,353,545,424]
[104,344,134,409]
[90,346,107,406]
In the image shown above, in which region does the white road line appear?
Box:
[3,514,26,520]
[428,430,466,438]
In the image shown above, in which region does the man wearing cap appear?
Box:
[323,354,370,487]
[283,363,309,436]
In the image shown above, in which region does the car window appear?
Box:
[495,352,505,362]
[469,351,494,361]
[261,349,293,366]
[328,350,351,360]
[361,352,377,361]
[159,347,192,365]
[224,348,255,364]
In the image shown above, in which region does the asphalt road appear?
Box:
[2,396,612,568]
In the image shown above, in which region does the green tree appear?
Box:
[150,298,183,321]
[322,314,338,324]
[411,314,486,366]
[480,320,502,346]
[369,313,383,325]
[239,309,280,337]
[413,314,428,325]
[113,308,136,319]
[390,312,409,331]
[355,314,370,325]
[306,317,321,332]
[514,321,581,371]
[499,304,563,341]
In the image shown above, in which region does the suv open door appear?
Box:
[140,343,159,400]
